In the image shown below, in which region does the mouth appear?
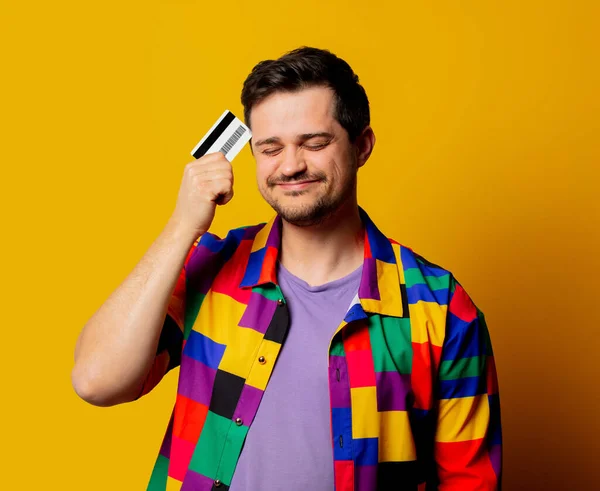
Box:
[276,180,320,191]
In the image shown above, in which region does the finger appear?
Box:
[217,188,234,206]
[185,152,228,170]
[186,160,233,176]
[207,178,233,201]
[192,168,233,182]
[197,151,230,165]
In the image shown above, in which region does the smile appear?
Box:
[276,180,320,191]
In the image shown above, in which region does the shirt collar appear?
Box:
[239,207,404,318]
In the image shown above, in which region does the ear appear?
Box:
[355,126,376,168]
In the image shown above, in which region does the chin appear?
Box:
[269,197,339,227]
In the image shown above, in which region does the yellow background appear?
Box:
[2,0,598,489]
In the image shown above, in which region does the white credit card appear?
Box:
[190,110,252,162]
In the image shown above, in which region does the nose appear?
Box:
[278,146,307,177]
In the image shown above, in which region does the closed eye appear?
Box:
[261,140,330,156]
[262,147,283,156]
[303,142,330,151]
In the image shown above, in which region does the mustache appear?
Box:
[267,172,327,187]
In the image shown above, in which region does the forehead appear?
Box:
[249,86,341,139]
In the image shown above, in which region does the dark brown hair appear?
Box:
[241,46,370,142]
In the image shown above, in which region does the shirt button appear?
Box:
[277,298,284,306]
[214,480,222,487]
[258,356,266,364]
[235,417,243,426]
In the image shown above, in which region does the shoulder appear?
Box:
[195,222,267,256]
[392,239,483,327]
[390,238,479,312]
[391,241,454,302]
[187,223,266,269]
[179,222,269,295]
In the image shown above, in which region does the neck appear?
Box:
[279,201,364,287]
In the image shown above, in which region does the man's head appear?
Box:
[241,47,375,226]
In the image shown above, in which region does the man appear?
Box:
[72,47,502,490]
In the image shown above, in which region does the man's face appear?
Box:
[250,86,361,227]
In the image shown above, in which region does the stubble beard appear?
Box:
[263,174,357,227]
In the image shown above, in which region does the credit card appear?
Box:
[190,110,252,162]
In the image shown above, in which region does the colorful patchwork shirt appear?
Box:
[138,208,502,490]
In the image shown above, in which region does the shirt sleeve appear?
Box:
[434,275,502,489]
[134,243,197,400]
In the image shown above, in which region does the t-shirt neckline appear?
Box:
[276,261,363,294]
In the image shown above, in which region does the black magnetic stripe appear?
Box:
[193,111,236,159]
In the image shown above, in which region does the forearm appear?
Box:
[435,279,502,489]
[71,218,197,406]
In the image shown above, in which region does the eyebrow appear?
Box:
[253,132,334,147]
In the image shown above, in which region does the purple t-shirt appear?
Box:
[229,262,363,491]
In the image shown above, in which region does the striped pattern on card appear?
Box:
[190,110,252,162]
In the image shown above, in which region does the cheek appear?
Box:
[323,159,348,185]
[255,159,275,186]
[317,146,352,176]
[333,149,357,181]
[307,152,337,178]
